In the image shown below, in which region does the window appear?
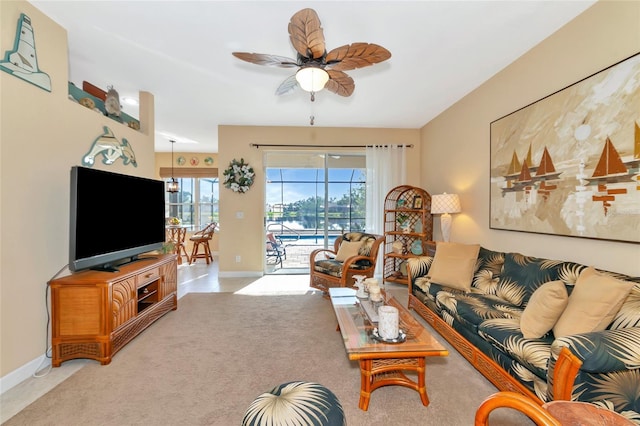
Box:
[265,152,366,236]
[165,177,219,228]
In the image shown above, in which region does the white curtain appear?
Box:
[366,145,407,278]
[365,145,407,234]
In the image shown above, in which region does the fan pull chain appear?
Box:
[309,92,316,126]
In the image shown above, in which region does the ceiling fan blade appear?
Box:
[232,52,298,68]
[288,8,325,60]
[325,70,354,97]
[275,75,299,96]
[325,43,391,71]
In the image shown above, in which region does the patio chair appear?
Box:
[266,233,286,267]
[309,232,385,294]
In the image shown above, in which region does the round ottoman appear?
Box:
[242,381,345,426]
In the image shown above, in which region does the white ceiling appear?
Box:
[30,1,596,153]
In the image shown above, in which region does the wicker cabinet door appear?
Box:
[112,278,137,330]
[159,257,178,298]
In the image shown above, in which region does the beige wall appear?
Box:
[217,125,421,275]
[1,1,155,379]
[420,0,640,276]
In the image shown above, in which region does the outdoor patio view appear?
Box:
[266,164,367,272]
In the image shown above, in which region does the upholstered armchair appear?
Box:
[309,232,385,294]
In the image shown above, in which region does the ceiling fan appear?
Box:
[232,8,391,101]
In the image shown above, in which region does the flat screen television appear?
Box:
[69,166,165,272]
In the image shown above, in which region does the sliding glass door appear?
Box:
[264,151,365,273]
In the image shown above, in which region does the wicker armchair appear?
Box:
[475,391,635,425]
[309,232,385,294]
[475,392,560,426]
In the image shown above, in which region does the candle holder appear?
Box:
[378,306,400,340]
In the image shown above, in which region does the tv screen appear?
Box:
[69,166,165,272]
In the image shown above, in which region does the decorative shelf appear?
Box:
[383,185,433,287]
[68,82,140,130]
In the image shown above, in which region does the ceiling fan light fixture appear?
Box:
[295,66,329,92]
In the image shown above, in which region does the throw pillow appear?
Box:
[358,236,375,257]
[520,280,568,339]
[335,241,363,262]
[553,267,635,338]
[428,242,480,292]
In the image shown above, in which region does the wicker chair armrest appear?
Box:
[475,392,560,426]
[309,248,337,263]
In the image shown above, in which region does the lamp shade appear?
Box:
[295,66,329,92]
[431,193,461,214]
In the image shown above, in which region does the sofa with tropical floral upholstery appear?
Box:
[406,242,640,424]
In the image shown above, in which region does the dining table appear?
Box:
[166,225,190,264]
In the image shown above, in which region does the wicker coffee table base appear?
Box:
[359,357,428,411]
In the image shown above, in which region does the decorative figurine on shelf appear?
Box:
[353,275,366,288]
[354,275,368,299]
[104,85,122,120]
[396,213,408,225]
[401,221,411,234]
[411,240,423,255]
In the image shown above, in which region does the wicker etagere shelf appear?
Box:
[383,185,433,286]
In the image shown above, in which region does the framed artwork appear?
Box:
[412,195,423,209]
[490,52,640,243]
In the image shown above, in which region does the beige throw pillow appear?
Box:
[335,241,363,262]
[428,242,480,292]
[553,267,635,338]
[520,280,568,339]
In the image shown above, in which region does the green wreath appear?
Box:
[223,158,255,193]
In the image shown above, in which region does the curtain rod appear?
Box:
[250,143,413,149]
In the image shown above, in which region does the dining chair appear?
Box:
[189,222,217,264]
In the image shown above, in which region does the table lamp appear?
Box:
[431,193,461,242]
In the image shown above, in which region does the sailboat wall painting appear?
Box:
[490,52,640,243]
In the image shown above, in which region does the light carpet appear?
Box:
[4,292,531,425]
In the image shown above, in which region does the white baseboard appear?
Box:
[0,354,48,395]
[218,271,263,278]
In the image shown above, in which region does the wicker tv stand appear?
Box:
[50,254,178,367]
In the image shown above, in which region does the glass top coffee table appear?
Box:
[329,287,448,411]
